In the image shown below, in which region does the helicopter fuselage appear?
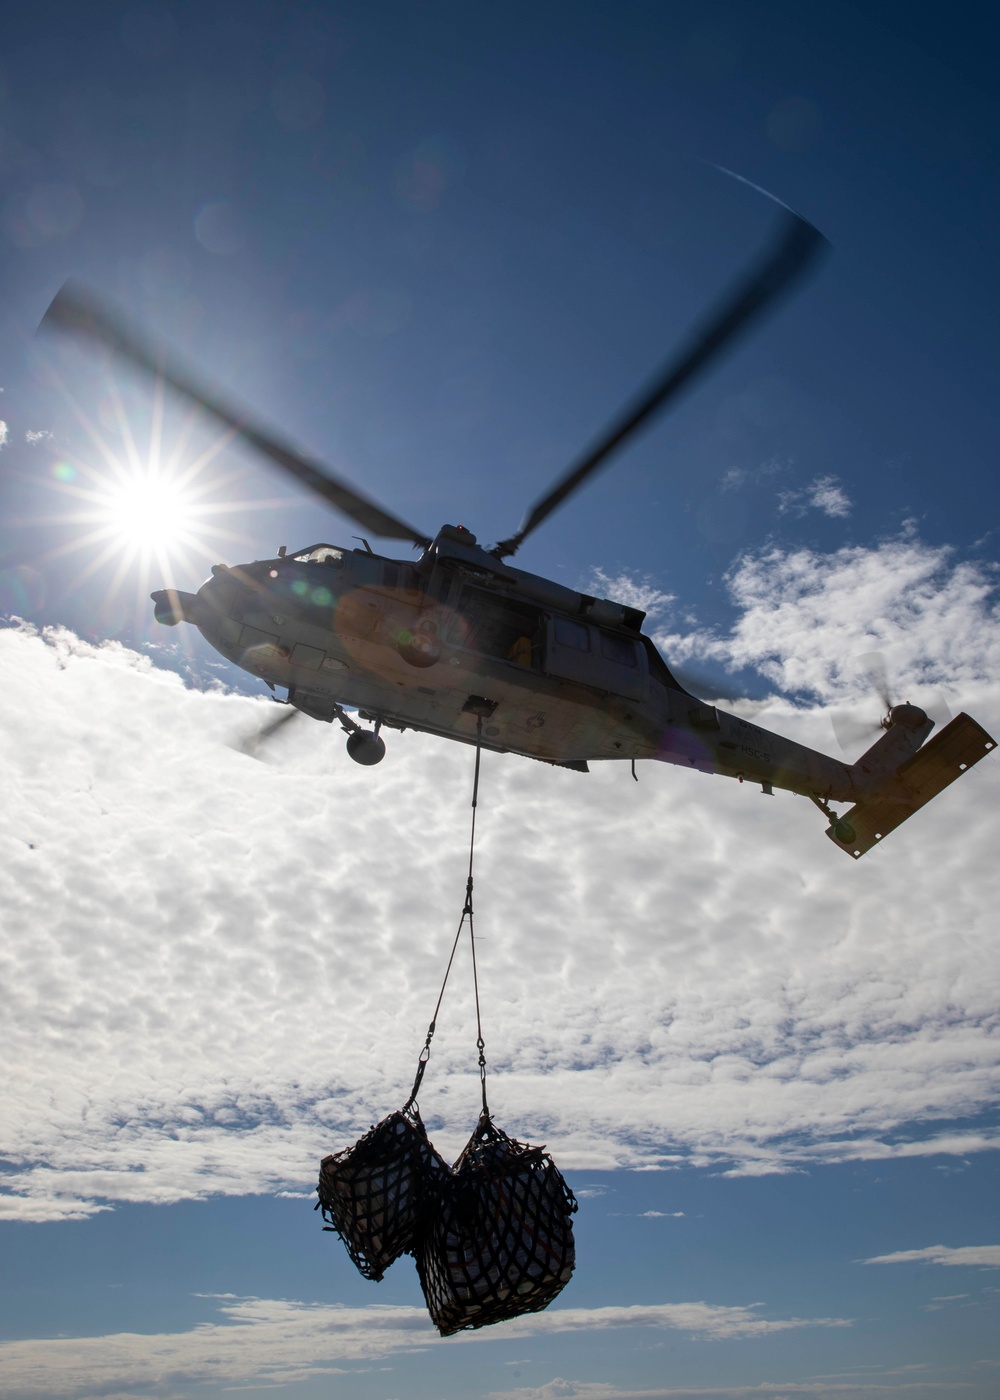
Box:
[157,525,862,801]
[153,523,998,858]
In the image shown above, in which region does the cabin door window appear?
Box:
[450,589,541,668]
[545,618,647,700]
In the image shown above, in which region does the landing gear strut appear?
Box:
[338,706,385,766]
[325,701,387,766]
[810,793,854,844]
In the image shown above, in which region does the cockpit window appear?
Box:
[293,546,344,566]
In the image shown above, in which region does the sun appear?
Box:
[49,451,226,584]
[40,373,266,632]
[98,471,199,552]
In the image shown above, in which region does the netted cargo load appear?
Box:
[318,723,579,1325]
[416,1113,578,1335]
[318,1107,449,1281]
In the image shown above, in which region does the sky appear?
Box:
[1,3,999,1398]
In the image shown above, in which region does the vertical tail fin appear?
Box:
[827,713,996,857]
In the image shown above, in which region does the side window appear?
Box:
[554,618,590,652]
[600,632,637,667]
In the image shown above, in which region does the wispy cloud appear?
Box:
[487,1378,974,1399]
[609,1210,685,1218]
[720,455,785,494]
[24,428,53,444]
[864,1245,1000,1268]
[655,531,1000,703]
[778,474,852,518]
[0,419,8,448]
[587,568,675,620]
[0,1295,850,1396]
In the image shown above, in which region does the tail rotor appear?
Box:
[830,652,950,755]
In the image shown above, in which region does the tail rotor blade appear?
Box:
[858,652,893,712]
[833,652,953,752]
[831,710,882,754]
[921,692,952,732]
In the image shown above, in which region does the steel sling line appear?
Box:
[404,716,490,1118]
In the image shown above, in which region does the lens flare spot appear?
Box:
[52,462,76,482]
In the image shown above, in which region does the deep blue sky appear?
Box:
[4,1154,999,1398]
[2,0,999,642]
[1,4,999,1399]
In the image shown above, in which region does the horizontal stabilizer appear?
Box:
[827,712,996,858]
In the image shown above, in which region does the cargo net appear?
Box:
[317,1107,448,1281]
[416,1113,578,1336]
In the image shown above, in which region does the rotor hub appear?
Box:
[888,702,928,730]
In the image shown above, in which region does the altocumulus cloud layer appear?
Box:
[486,1380,973,1399]
[1,530,999,1222]
[0,1295,849,1398]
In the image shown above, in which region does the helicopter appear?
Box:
[40,207,995,859]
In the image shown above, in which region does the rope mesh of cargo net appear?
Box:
[317,716,577,1328]
[317,1106,448,1281]
[416,1111,577,1336]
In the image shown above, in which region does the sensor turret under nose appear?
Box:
[151,589,200,626]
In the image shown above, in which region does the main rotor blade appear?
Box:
[831,710,882,754]
[236,703,299,758]
[494,209,829,559]
[39,282,431,548]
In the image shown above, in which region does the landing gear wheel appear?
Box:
[346,731,386,766]
[832,819,856,844]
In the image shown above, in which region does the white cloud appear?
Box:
[24,428,53,444]
[778,474,852,518]
[656,531,1000,703]
[0,1295,849,1398]
[488,1380,972,1399]
[1,526,999,1220]
[609,1210,684,1218]
[720,456,785,494]
[587,568,676,620]
[807,476,852,517]
[864,1245,1000,1268]
[0,419,9,447]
